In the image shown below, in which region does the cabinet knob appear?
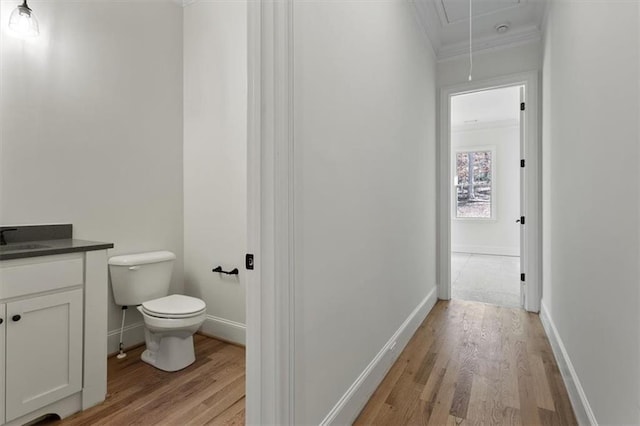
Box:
[12,315,21,322]
[0,318,3,324]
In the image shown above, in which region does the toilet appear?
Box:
[108,251,206,372]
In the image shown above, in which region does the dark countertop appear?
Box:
[0,239,114,261]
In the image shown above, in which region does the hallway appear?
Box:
[355,300,577,425]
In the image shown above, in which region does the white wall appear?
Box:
[183,1,247,345]
[0,1,184,352]
[451,124,520,256]
[542,1,640,423]
[437,41,541,88]
[292,1,437,423]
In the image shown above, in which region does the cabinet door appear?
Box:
[5,289,82,422]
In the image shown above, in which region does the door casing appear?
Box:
[246,1,295,424]
[438,71,541,312]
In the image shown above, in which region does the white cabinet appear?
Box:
[0,251,108,426]
[5,289,83,422]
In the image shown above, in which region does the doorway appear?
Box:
[438,72,540,313]
[450,86,523,308]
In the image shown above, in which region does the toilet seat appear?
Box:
[141,294,206,319]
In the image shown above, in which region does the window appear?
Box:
[455,150,493,219]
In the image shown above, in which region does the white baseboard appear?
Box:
[107,321,145,356]
[320,286,438,425]
[452,245,519,257]
[199,315,246,346]
[540,303,597,426]
[107,315,246,355]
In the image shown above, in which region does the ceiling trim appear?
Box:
[540,0,552,39]
[433,0,449,26]
[437,25,541,61]
[411,0,546,62]
[182,0,246,6]
[410,0,442,54]
[436,0,525,25]
[409,1,439,60]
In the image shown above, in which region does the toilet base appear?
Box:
[141,330,196,372]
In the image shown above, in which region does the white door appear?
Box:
[5,289,83,422]
[519,86,526,307]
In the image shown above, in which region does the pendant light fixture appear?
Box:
[8,0,39,37]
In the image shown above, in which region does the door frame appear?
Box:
[437,71,541,312]
[246,0,295,424]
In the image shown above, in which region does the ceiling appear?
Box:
[413,0,548,60]
[451,85,521,128]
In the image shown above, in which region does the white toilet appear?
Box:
[108,251,207,372]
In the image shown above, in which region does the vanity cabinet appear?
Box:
[4,289,83,422]
[0,248,109,426]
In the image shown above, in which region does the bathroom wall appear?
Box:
[0,1,184,353]
[451,124,520,256]
[292,1,437,422]
[183,1,247,344]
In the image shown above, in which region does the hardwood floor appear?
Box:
[355,299,577,425]
[43,301,573,425]
[54,334,245,426]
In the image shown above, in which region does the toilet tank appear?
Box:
[108,251,176,306]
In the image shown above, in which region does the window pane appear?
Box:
[456,150,492,218]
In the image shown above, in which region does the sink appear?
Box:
[0,244,51,251]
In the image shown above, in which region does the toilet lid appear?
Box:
[141,294,206,318]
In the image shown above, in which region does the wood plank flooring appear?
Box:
[42,301,572,425]
[53,334,245,426]
[355,299,577,425]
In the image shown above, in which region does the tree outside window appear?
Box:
[455,150,493,219]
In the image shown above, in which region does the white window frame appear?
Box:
[452,145,497,222]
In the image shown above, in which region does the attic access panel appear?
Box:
[440,0,522,24]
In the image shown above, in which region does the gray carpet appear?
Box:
[451,252,521,308]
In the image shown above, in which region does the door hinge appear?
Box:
[520,216,525,225]
[245,253,254,270]
[520,102,526,111]
[521,159,525,167]
[521,273,525,282]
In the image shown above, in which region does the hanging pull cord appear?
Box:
[468,0,473,81]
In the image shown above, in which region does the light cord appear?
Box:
[468,0,473,81]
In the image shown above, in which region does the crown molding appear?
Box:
[410,0,442,58]
[72,0,185,3]
[412,0,546,62]
[181,0,246,6]
[540,0,552,40]
[409,1,438,60]
[437,25,541,61]
[436,0,525,26]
